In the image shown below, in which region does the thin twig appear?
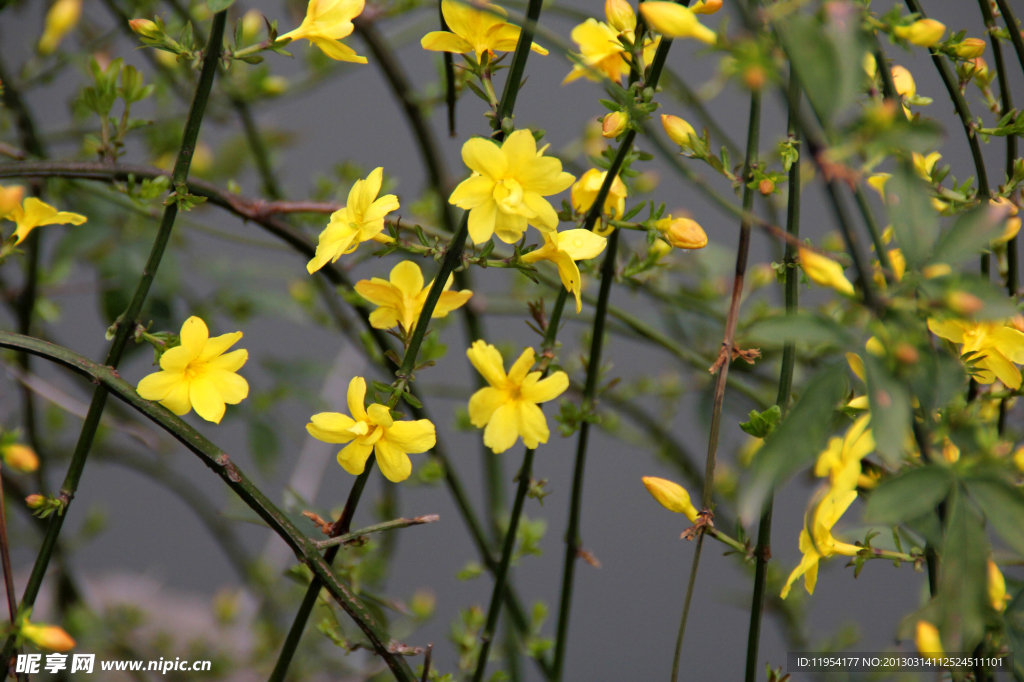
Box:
[315,515,440,549]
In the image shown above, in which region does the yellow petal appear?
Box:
[462,137,507,179]
[137,370,183,402]
[520,371,568,404]
[483,402,520,454]
[206,348,248,373]
[799,247,855,296]
[915,621,943,656]
[385,420,436,454]
[207,370,248,404]
[179,316,210,356]
[374,439,413,482]
[198,331,243,363]
[190,376,226,423]
[639,2,716,44]
[557,229,607,261]
[516,400,549,449]
[421,30,474,53]
[469,386,507,427]
[507,347,536,384]
[307,412,358,443]
[450,175,496,209]
[467,200,498,244]
[347,376,368,421]
[337,441,373,475]
[160,380,193,416]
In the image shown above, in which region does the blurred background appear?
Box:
[0,0,1020,679]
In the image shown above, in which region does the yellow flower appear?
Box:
[571,168,627,234]
[306,377,436,482]
[781,488,861,598]
[563,5,660,85]
[638,2,716,44]
[1,444,39,474]
[813,415,875,494]
[691,0,723,14]
[989,560,1010,611]
[928,318,1024,389]
[1,196,87,246]
[891,65,916,98]
[449,130,574,245]
[642,476,699,523]
[38,0,82,55]
[422,0,548,61]
[0,185,24,219]
[656,216,708,250]
[799,247,854,296]
[942,438,960,463]
[20,621,75,652]
[912,151,941,180]
[602,111,628,139]
[894,18,945,48]
[129,18,161,41]
[866,173,890,199]
[955,38,986,59]
[307,167,398,273]
[521,229,607,313]
[661,114,697,151]
[279,0,367,63]
[990,196,1021,245]
[137,317,249,423]
[355,260,472,332]
[915,621,943,657]
[466,341,569,453]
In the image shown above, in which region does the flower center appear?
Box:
[493,178,524,213]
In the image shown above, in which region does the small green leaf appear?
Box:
[864,355,912,466]
[207,0,236,11]
[930,204,1008,267]
[863,465,953,524]
[964,475,1024,558]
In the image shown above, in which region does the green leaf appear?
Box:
[885,162,937,269]
[965,475,1024,558]
[207,0,236,11]
[738,364,848,523]
[938,488,989,649]
[739,406,782,439]
[864,355,912,466]
[930,204,1006,267]
[744,311,853,347]
[863,465,953,524]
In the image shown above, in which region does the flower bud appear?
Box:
[650,238,672,260]
[2,444,39,474]
[968,56,991,81]
[20,623,75,652]
[946,291,984,315]
[890,65,916,98]
[0,184,25,219]
[799,247,855,296]
[743,64,767,90]
[661,114,696,150]
[867,173,890,199]
[989,560,1009,612]
[657,217,708,250]
[129,18,162,41]
[895,342,919,365]
[261,75,290,96]
[241,9,264,44]
[639,2,716,45]
[894,19,945,48]
[954,37,986,59]
[863,52,878,79]
[601,111,627,139]
[25,494,45,509]
[604,0,636,33]
[642,476,699,522]
[571,169,627,221]
[990,196,1021,245]
[922,263,951,279]
[915,621,943,657]
[758,178,775,195]
[691,0,722,15]
[38,0,82,55]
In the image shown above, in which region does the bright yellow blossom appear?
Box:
[867,173,890,198]
[422,0,547,61]
[661,114,698,151]
[38,0,82,55]
[915,621,943,656]
[781,488,861,598]
[279,0,367,63]
[521,229,607,313]
[571,168,627,235]
[912,151,941,180]
[1,444,39,474]
[563,1,659,84]
[990,196,1021,245]
[602,111,628,138]
[894,18,945,48]
[307,377,435,482]
[308,168,398,273]
[638,2,716,44]
[891,65,916,98]
[955,38,986,59]
[814,415,875,494]
[799,247,855,296]
[449,130,574,244]
[20,621,75,652]
[989,560,1010,611]
[355,260,472,332]
[928,318,1024,389]
[656,216,708,250]
[1,196,87,246]
[691,0,722,14]
[642,476,699,523]
[137,317,249,423]
[466,341,569,453]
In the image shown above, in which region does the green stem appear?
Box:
[440,0,457,136]
[0,12,228,670]
[0,332,417,681]
[744,72,800,682]
[993,0,1024,76]
[315,515,439,549]
[670,533,705,682]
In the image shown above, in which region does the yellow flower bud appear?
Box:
[20,623,75,652]
[2,444,39,474]
[691,0,722,15]
[25,494,46,509]
[642,476,699,522]
[38,0,82,55]
[915,621,943,657]
[968,57,990,81]
[0,184,25,219]
[656,217,708,250]
[891,65,916,98]
[990,196,1021,245]
[846,352,866,381]
[866,336,885,356]
[954,38,986,59]
[602,111,627,139]
[639,2,717,44]
[946,291,984,315]
[261,75,290,96]
[1013,446,1024,473]
[650,238,672,260]
[988,560,1009,612]
[241,9,264,44]
[129,18,161,41]
[661,114,696,150]
[863,52,878,79]
[894,19,945,48]
[604,0,636,33]
[941,438,960,463]
[799,247,855,296]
